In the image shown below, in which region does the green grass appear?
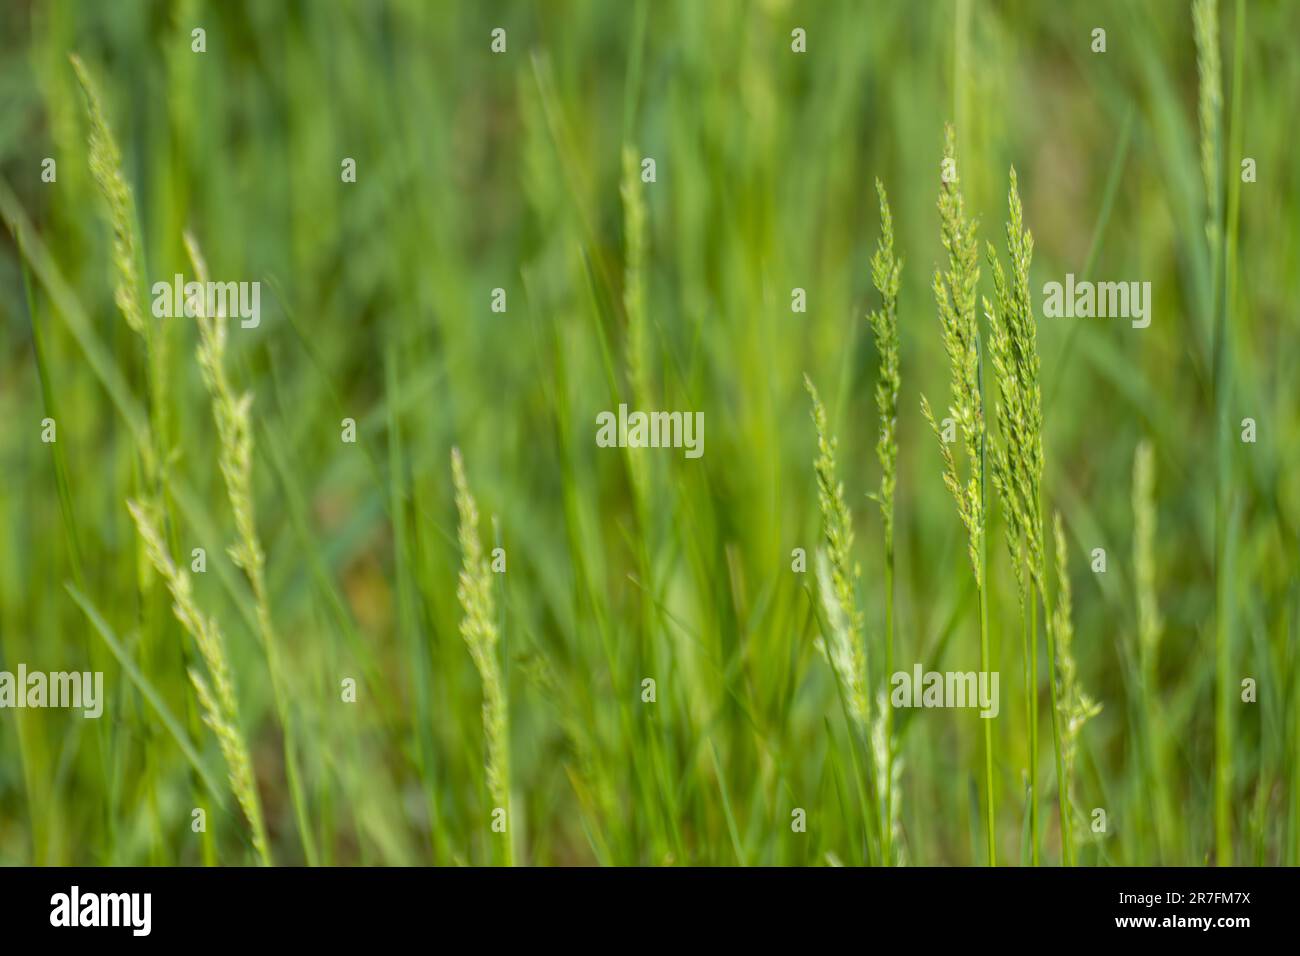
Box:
[0,0,1296,867]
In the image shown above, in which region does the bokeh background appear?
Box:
[1,0,1297,865]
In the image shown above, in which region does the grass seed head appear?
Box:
[924,124,985,586]
[70,53,146,339]
[452,448,512,836]
[986,169,1046,593]
[1193,0,1222,239]
[805,377,868,731]
[125,497,271,864]
[1053,512,1101,837]
[869,179,902,551]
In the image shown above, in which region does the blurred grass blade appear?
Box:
[66,583,225,806]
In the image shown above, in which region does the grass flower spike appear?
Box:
[868,178,902,863]
[452,448,512,865]
[126,499,271,865]
[805,377,868,736]
[919,124,995,864]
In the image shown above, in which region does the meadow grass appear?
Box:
[452,448,512,866]
[0,0,1295,867]
[867,178,901,864]
[184,231,317,864]
[127,498,271,865]
[919,124,994,863]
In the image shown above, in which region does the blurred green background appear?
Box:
[0,0,1296,865]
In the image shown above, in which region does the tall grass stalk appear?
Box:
[70,50,187,864]
[126,499,272,865]
[1222,0,1249,867]
[452,448,513,866]
[1038,537,1071,863]
[1193,0,1233,865]
[69,53,166,493]
[1214,0,1247,868]
[985,166,1081,864]
[986,168,1045,862]
[621,143,652,507]
[1132,440,1174,860]
[1052,513,1100,862]
[919,125,994,864]
[184,232,317,865]
[619,144,677,857]
[868,179,902,863]
[806,376,878,862]
[806,378,868,736]
[985,171,1039,865]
